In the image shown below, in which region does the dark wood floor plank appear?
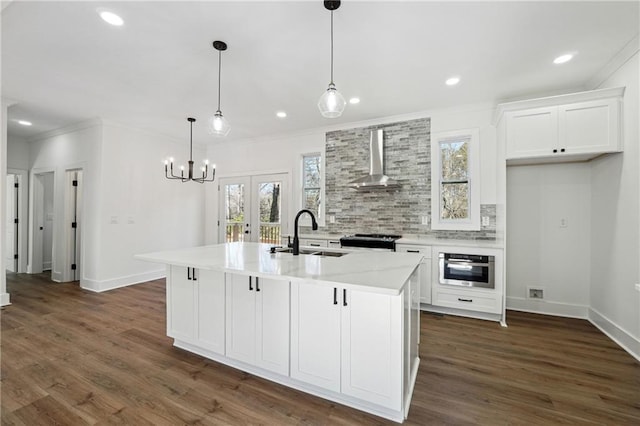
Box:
[2,272,639,425]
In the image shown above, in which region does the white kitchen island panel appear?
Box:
[137,242,422,423]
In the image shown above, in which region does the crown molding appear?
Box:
[587,33,639,90]
[26,118,103,143]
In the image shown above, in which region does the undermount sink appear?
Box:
[270,247,347,258]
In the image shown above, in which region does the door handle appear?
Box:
[249,276,253,291]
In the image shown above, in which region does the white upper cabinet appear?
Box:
[498,87,624,165]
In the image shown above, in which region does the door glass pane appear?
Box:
[225,183,245,242]
[441,182,469,220]
[258,181,281,244]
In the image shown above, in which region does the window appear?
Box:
[431,128,480,230]
[302,154,322,220]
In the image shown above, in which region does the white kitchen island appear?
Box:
[136,242,422,423]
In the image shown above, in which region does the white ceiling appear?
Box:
[2,1,638,143]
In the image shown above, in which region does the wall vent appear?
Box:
[527,287,544,300]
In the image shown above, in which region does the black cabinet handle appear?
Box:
[343,289,348,306]
[458,298,473,302]
[249,276,253,291]
[407,249,420,253]
[256,277,260,292]
[333,288,338,305]
[560,148,566,153]
[310,243,321,247]
[553,149,558,153]
[187,267,192,281]
[192,268,197,281]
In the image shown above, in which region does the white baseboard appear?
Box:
[588,308,640,362]
[506,296,588,319]
[81,270,166,293]
[0,292,11,306]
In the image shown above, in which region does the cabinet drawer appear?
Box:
[396,244,431,258]
[433,288,500,314]
[300,239,328,248]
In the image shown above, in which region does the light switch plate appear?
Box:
[560,218,568,228]
[481,216,490,227]
[421,216,429,225]
[110,216,118,224]
[635,283,640,292]
[329,215,336,224]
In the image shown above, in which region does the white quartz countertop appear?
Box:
[136,242,423,296]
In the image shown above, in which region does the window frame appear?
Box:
[430,128,480,231]
[300,152,325,225]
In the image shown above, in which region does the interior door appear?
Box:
[218,174,288,244]
[5,174,17,272]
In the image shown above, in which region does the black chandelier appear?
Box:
[164,117,215,183]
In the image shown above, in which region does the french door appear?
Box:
[218,173,289,244]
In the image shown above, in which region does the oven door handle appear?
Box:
[447,262,491,268]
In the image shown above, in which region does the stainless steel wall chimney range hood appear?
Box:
[348,129,400,190]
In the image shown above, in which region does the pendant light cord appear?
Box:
[330,9,334,85]
[217,49,222,112]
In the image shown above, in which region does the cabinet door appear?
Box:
[255,278,290,375]
[225,273,256,364]
[505,107,558,159]
[420,260,432,304]
[341,289,402,410]
[168,266,197,342]
[290,281,341,392]
[197,269,225,355]
[559,98,620,154]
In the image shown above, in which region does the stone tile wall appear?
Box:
[302,117,496,240]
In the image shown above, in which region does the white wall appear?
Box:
[0,100,11,305]
[94,122,205,291]
[589,51,639,358]
[506,163,591,317]
[205,103,499,244]
[7,134,29,170]
[28,120,102,283]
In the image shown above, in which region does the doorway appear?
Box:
[31,171,54,274]
[218,173,289,244]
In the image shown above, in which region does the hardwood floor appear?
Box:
[2,273,639,425]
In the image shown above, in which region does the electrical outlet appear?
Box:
[421,215,429,225]
[481,216,490,227]
[635,283,640,293]
[528,287,544,299]
[560,218,568,228]
[127,216,135,224]
[329,215,336,224]
[110,216,118,224]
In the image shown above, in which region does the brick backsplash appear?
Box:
[301,117,496,240]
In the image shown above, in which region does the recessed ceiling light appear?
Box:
[349,97,360,105]
[276,111,287,118]
[99,10,124,26]
[17,120,32,126]
[553,53,574,64]
[445,77,460,86]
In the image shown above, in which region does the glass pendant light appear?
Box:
[208,41,231,136]
[318,1,346,118]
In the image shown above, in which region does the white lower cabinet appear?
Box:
[396,244,431,304]
[226,273,290,376]
[168,266,225,354]
[291,280,403,411]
